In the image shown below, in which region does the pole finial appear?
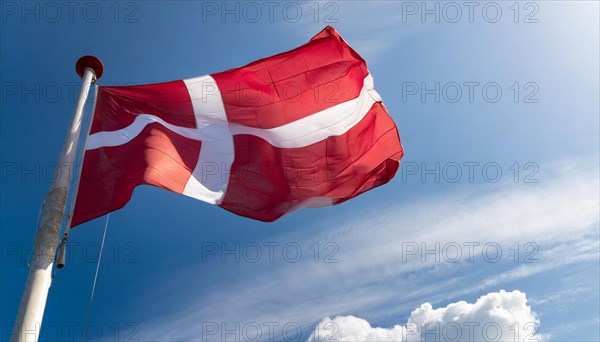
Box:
[76,55,104,80]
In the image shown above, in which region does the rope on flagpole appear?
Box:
[81,213,110,342]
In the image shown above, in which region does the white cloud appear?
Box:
[309,315,408,342]
[309,290,545,342]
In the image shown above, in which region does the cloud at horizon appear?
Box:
[309,290,544,342]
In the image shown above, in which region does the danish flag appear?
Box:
[70,27,404,227]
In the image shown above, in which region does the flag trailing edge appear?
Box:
[71,26,404,227]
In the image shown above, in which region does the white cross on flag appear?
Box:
[70,27,404,227]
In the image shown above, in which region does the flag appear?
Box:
[70,26,404,227]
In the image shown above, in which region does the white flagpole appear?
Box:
[11,56,104,342]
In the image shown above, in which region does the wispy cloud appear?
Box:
[135,154,599,340]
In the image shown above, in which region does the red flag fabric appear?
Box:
[71,27,404,227]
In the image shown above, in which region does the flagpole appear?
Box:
[11,56,103,342]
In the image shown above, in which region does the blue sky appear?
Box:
[1,1,599,341]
